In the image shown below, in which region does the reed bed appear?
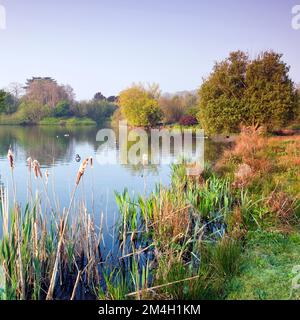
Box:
[0,147,243,300]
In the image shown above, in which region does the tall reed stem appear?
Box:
[46,185,77,300]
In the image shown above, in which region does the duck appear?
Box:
[75,154,81,162]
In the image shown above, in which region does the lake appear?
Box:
[0,125,229,241]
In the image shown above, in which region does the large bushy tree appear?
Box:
[198,51,298,133]
[243,52,298,129]
[119,84,162,126]
[24,77,74,109]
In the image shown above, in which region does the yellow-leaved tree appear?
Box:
[119,84,162,127]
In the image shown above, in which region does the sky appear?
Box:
[0,0,300,100]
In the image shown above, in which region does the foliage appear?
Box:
[243,52,298,130]
[179,115,198,126]
[159,95,185,123]
[198,51,248,134]
[73,100,117,123]
[0,77,117,125]
[93,92,106,101]
[159,92,198,124]
[119,84,162,126]
[24,77,74,109]
[54,100,71,117]
[198,51,298,134]
[18,100,52,124]
[4,92,18,114]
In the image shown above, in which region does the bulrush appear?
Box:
[32,160,43,179]
[89,156,93,168]
[76,158,89,185]
[7,147,14,169]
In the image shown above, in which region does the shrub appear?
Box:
[179,115,198,126]
[18,101,52,124]
[54,100,71,117]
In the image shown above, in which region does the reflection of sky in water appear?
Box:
[0,126,227,248]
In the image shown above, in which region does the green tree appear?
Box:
[93,92,106,101]
[243,51,298,129]
[4,92,18,114]
[74,100,117,123]
[19,101,51,124]
[54,100,71,117]
[198,51,298,134]
[119,84,162,126]
[198,51,249,133]
[198,51,248,133]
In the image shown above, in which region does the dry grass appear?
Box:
[218,126,300,190]
[216,126,300,230]
[151,188,190,242]
[227,206,247,240]
[266,191,297,225]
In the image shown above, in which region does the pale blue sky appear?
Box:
[0,0,299,99]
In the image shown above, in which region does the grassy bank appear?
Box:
[0,115,97,126]
[39,117,96,126]
[227,230,300,300]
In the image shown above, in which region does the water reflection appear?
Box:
[0,126,229,167]
[0,126,230,214]
[0,126,98,166]
[0,125,232,251]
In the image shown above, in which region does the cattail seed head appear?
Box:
[7,148,14,169]
[32,160,42,179]
[76,158,89,185]
[89,156,93,168]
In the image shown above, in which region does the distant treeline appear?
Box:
[1,50,299,131]
[117,51,300,132]
[0,77,118,125]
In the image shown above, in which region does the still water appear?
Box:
[0,125,229,239]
